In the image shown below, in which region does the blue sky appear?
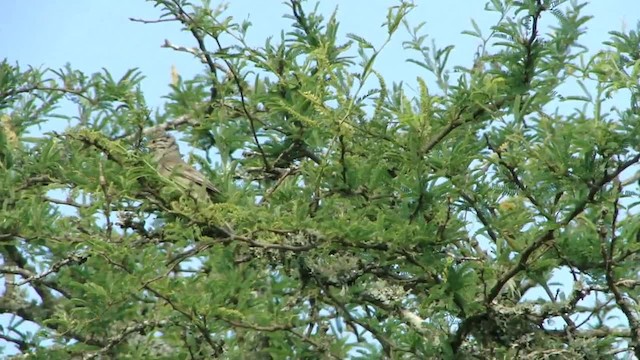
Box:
[2,0,640,356]
[4,1,638,112]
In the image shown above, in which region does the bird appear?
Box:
[147,130,221,202]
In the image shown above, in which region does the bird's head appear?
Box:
[147,130,179,160]
[148,131,177,150]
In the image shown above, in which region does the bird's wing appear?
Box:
[173,163,221,196]
[156,150,222,199]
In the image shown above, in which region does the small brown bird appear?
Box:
[147,130,221,201]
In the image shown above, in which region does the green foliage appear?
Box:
[2,0,640,359]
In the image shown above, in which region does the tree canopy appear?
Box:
[2,0,640,358]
